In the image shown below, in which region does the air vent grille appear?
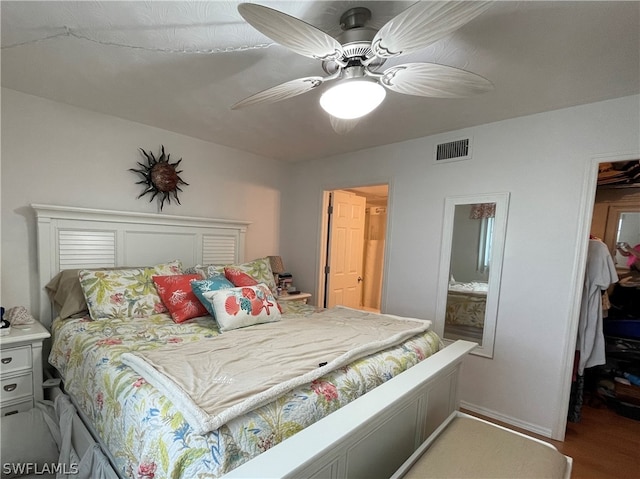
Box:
[436,138,471,162]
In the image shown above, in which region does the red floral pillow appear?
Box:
[224,267,259,287]
[152,274,209,323]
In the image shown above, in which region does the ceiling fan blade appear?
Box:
[381,63,493,98]
[329,116,360,135]
[231,76,325,110]
[238,3,343,61]
[372,1,493,59]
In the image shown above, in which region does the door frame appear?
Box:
[317,183,391,310]
[555,151,640,440]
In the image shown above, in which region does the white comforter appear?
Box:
[122,306,431,434]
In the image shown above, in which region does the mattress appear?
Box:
[49,305,443,478]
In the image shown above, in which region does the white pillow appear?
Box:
[200,283,281,332]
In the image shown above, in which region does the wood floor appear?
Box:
[469,405,640,478]
[551,405,640,479]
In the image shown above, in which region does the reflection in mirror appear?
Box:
[435,193,510,358]
[614,212,640,269]
[445,203,494,344]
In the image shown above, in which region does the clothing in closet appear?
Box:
[577,239,618,375]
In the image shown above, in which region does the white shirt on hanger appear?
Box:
[577,239,618,375]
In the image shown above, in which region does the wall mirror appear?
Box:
[435,193,510,358]
[604,207,640,269]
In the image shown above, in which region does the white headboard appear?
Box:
[33,204,250,327]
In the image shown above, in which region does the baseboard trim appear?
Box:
[459,401,553,439]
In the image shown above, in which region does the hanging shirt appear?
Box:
[577,240,618,374]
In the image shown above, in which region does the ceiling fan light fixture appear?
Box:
[319,79,386,120]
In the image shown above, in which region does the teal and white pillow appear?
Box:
[199,283,281,332]
[190,275,235,318]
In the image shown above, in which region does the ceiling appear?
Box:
[2,1,639,162]
[598,160,640,189]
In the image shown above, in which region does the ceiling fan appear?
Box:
[231,1,495,122]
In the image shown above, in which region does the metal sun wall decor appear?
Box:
[130,145,188,211]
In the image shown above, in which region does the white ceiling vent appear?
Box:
[435,138,472,163]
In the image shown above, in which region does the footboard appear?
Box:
[223,340,476,479]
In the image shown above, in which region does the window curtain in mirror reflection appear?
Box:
[470,203,496,272]
[469,203,496,219]
[477,217,494,273]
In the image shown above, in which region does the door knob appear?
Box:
[357,276,363,283]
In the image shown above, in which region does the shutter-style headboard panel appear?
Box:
[202,235,238,265]
[58,230,117,269]
[33,204,250,327]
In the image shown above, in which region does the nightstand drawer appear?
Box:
[0,346,32,375]
[1,372,33,403]
[1,398,33,417]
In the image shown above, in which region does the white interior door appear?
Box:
[327,191,366,308]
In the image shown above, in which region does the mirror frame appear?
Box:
[604,205,640,266]
[435,192,510,358]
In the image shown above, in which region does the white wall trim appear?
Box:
[460,400,553,438]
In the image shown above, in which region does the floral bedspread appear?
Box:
[49,305,443,479]
[445,291,486,328]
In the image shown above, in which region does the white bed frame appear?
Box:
[33,204,476,479]
[223,341,476,479]
[33,203,250,328]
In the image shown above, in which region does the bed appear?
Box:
[33,204,476,479]
[444,281,487,342]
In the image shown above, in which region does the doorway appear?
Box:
[318,184,389,312]
[563,156,640,438]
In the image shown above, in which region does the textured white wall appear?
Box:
[3,86,639,442]
[1,88,286,314]
[281,95,640,439]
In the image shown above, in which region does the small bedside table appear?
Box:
[278,292,312,304]
[0,320,50,416]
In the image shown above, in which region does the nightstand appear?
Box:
[0,320,50,416]
[278,292,312,304]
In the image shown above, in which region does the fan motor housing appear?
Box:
[340,7,371,30]
[322,7,386,75]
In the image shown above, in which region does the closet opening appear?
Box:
[567,157,640,433]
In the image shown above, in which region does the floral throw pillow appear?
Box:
[232,257,277,293]
[78,261,182,320]
[191,264,225,279]
[191,275,235,318]
[152,274,209,323]
[200,283,281,332]
[192,257,277,293]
